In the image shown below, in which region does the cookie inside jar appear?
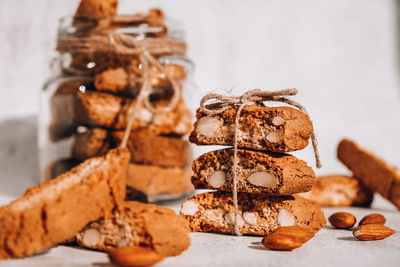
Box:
[39,5,195,202]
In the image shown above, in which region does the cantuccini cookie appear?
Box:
[191,148,315,195]
[298,175,373,207]
[45,158,80,180]
[127,164,193,199]
[72,128,191,168]
[94,63,186,96]
[73,91,192,135]
[76,201,190,257]
[49,79,93,141]
[189,105,313,153]
[337,138,400,209]
[180,192,326,235]
[74,0,118,20]
[0,148,130,259]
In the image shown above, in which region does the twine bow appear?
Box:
[199,88,321,236]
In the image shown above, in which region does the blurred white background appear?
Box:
[0,0,399,196]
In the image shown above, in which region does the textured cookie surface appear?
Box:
[72,128,192,168]
[337,138,400,208]
[76,201,190,257]
[189,105,313,153]
[127,164,193,200]
[192,148,315,195]
[73,91,192,135]
[298,175,373,207]
[74,0,118,19]
[0,148,130,259]
[180,192,325,236]
[94,64,186,96]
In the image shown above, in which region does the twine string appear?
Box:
[76,30,182,148]
[199,88,321,236]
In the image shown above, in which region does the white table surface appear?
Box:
[0,193,399,267]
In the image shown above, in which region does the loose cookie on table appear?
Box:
[298,175,373,207]
[337,138,400,209]
[0,148,130,259]
[180,192,326,235]
[189,105,313,153]
[76,201,190,257]
[191,148,315,195]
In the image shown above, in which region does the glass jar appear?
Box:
[39,11,195,202]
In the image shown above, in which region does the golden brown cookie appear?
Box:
[94,63,186,95]
[0,148,130,259]
[49,79,93,141]
[73,91,192,135]
[298,175,373,207]
[76,201,190,257]
[337,138,400,209]
[74,0,118,20]
[44,158,80,180]
[189,105,313,153]
[127,164,193,200]
[72,128,192,168]
[180,192,326,235]
[191,148,315,195]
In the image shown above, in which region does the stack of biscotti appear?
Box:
[180,103,326,235]
[45,0,193,200]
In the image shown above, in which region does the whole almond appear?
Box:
[358,214,386,226]
[353,224,395,241]
[108,246,164,267]
[328,212,356,229]
[262,226,314,251]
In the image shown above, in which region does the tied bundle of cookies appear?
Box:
[180,88,326,243]
[44,0,194,201]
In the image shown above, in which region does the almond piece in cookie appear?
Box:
[76,201,190,257]
[180,192,326,235]
[0,148,130,259]
[190,105,313,153]
[191,148,315,195]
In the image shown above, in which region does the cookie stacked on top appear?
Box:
[45,0,193,200]
[180,90,326,235]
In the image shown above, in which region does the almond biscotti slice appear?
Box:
[72,128,192,168]
[127,164,193,201]
[94,63,186,95]
[0,148,130,259]
[180,192,326,235]
[298,175,373,207]
[189,105,313,153]
[73,91,192,135]
[337,138,400,209]
[191,148,315,195]
[76,201,190,257]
